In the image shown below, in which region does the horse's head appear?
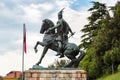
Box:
[40,19,54,34]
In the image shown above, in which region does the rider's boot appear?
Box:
[56,41,62,56]
[57,49,64,58]
[56,41,64,58]
[56,48,62,56]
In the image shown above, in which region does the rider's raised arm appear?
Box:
[65,21,74,35]
[69,26,74,35]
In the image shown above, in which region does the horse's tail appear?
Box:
[75,50,86,67]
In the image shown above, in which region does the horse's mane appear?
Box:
[43,19,54,28]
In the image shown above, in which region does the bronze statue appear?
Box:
[47,8,74,58]
[34,9,85,68]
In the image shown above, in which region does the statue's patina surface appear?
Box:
[48,8,74,58]
[34,9,85,68]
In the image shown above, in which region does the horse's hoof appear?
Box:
[34,49,38,53]
[36,63,39,66]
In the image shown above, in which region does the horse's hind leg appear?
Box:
[73,50,85,67]
[64,51,77,67]
[66,58,77,67]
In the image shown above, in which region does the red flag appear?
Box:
[23,24,26,53]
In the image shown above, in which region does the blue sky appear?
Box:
[70,0,91,10]
[0,0,118,76]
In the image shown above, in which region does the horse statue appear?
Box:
[34,19,85,68]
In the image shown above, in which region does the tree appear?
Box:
[80,1,120,79]
[80,47,100,79]
[79,1,108,49]
[102,2,120,74]
[80,1,109,79]
[48,59,70,68]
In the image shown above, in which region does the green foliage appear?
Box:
[88,1,107,22]
[3,78,20,80]
[80,48,100,79]
[112,2,120,18]
[79,1,120,79]
[117,64,120,72]
[79,1,108,49]
[48,59,70,68]
[97,72,120,80]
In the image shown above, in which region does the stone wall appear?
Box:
[25,70,87,80]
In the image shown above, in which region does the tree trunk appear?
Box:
[112,62,114,74]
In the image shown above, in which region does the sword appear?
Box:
[68,32,75,38]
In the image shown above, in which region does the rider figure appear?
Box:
[56,8,74,58]
[48,8,74,58]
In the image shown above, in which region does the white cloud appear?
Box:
[0,2,5,7]
[55,0,70,9]
[101,0,119,6]
[21,4,42,23]
[37,3,54,12]
[0,50,22,76]
[0,4,14,18]
[20,2,54,24]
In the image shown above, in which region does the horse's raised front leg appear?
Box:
[34,41,46,53]
[36,46,48,65]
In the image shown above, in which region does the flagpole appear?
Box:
[22,42,24,80]
[22,23,25,80]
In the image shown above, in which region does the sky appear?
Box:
[0,0,119,76]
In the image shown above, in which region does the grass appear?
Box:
[97,72,120,80]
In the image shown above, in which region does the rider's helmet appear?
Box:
[58,8,65,19]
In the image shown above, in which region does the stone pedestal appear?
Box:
[25,69,87,80]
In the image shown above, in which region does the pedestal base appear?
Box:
[25,69,87,80]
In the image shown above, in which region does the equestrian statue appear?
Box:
[34,8,85,68]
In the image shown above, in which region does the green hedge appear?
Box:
[3,78,20,80]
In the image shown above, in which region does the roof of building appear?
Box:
[0,75,3,78]
[4,71,21,78]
